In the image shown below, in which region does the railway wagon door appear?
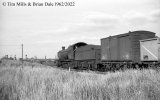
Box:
[119,35,131,61]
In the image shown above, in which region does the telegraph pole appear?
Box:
[22,44,23,68]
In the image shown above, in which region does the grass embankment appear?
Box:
[0,60,160,100]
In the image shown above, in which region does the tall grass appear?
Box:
[0,59,45,68]
[0,60,160,100]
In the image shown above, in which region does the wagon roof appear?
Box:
[140,37,160,42]
[101,30,156,40]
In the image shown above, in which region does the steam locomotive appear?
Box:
[57,30,160,71]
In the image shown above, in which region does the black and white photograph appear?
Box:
[0,0,160,100]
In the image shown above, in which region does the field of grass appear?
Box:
[0,60,160,100]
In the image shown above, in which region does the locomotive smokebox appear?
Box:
[62,46,65,50]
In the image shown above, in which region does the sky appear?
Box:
[0,0,160,59]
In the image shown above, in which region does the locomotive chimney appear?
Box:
[25,55,27,59]
[62,46,65,50]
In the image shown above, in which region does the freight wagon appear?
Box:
[99,31,156,71]
[140,37,160,68]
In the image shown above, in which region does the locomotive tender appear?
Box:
[57,30,160,71]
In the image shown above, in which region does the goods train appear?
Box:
[57,30,160,71]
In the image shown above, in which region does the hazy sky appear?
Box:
[0,0,160,58]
